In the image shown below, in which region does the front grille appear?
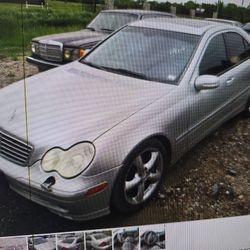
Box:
[39,42,62,62]
[0,130,33,166]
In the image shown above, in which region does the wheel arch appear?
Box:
[122,133,172,166]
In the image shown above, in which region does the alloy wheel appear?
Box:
[124,148,163,205]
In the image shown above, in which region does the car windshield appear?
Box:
[94,234,107,239]
[81,26,200,84]
[86,12,138,32]
[62,239,74,244]
[33,238,46,245]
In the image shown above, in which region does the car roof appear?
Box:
[129,17,233,35]
[101,9,175,17]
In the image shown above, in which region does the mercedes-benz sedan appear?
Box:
[0,18,249,221]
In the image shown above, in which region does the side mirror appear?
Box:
[195,75,220,91]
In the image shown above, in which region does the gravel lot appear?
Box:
[0,58,249,237]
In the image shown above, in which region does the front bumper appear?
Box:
[26,56,63,69]
[0,156,122,221]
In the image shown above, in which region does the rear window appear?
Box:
[224,32,250,64]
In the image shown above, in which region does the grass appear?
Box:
[0,1,96,58]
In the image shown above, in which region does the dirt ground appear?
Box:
[0,57,38,88]
[0,58,249,236]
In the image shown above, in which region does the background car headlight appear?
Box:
[64,49,71,60]
[31,42,39,54]
[64,48,80,61]
[41,142,95,178]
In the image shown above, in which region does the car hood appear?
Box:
[32,29,108,47]
[0,61,175,159]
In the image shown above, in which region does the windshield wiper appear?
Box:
[85,27,95,31]
[82,61,150,81]
[101,67,149,80]
[99,28,114,32]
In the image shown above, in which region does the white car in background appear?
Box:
[0,237,27,250]
[57,236,84,250]
[86,233,112,250]
[205,18,242,27]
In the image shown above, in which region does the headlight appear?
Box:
[31,42,39,54]
[64,48,80,61]
[64,49,71,60]
[41,142,95,178]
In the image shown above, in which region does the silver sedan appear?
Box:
[0,18,249,221]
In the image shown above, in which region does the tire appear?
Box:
[242,97,250,118]
[111,138,168,213]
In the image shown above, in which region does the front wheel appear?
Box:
[111,139,168,213]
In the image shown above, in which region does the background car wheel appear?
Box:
[242,97,250,118]
[143,231,158,246]
[111,138,168,213]
[37,65,48,72]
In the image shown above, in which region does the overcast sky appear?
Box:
[156,0,250,7]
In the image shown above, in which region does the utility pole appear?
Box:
[216,0,220,14]
[105,0,114,9]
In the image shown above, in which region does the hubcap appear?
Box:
[124,148,163,205]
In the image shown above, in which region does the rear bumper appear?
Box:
[26,56,62,69]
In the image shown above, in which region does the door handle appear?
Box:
[226,77,234,86]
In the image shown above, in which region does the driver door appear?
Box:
[187,32,238,147]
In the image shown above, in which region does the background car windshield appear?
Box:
[94,234,106,239]
[62,239,74,244]
[82,26,200,84]
[33,238,46,245]
[87,13,138,31]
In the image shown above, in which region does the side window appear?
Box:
[224,32,249,64]
[141,14,158,19]
[141,14,170,19]
[199,34,228,75]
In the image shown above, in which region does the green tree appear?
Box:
[184,0,198,10]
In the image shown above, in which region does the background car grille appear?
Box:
[0,131,33,166]
[39,43,63,62]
